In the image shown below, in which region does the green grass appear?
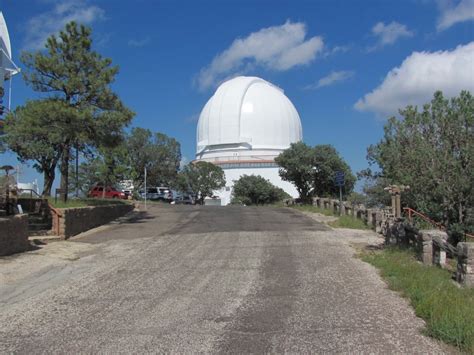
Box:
[290,204,370,230]
[48,198,126,209]
[329,215,371,230]
[291,204,336,217]
[361,247,474,352]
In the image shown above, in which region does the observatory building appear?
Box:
[0,12,19,113]
[195,76,303,205]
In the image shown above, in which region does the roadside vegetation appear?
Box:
[48,198,126,209]
[177,161,226,205]
[275,143,356,204]
[361,91,474,240]
[291,204,335,217]
[328,215,370,230]
[361,247,474,352]
[231,175,289,206]
[291,204,370,230]
[0,21,185,203]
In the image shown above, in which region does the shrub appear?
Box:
[232,175,289,205]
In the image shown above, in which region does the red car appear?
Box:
[88,186,127,199]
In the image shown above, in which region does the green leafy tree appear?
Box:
[178,161,226,204]
[356,168,392,208]
[20,21,133,201]
[367,91,474,238]
[125,128,181,190]
[275,142,315,202]
[312,145,356,197]
[275,142,355,203]
[2,99,75,196]
[69,143,129,196]
[232,175,289,205]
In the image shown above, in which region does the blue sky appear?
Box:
[1,0,473,190]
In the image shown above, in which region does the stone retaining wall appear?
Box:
[286,196,387,232]
[52,203,134,239]
[0,214,29,256]
[383,221,474,288]
[456,242,474,287]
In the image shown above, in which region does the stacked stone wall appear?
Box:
[457,242,474,287]
[0,214,29,256]
[53,203,134,239]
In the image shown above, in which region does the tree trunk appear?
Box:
[42,168,55,197]
[60,146,70,203]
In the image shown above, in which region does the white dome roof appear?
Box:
[196,76,302,154]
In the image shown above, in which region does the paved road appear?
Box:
[0,205,447,353]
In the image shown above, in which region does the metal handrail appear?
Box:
[47,202,63,236]
[403,207,474,240]
[18,188,42,199]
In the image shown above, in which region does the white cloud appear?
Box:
[371,21,413,47]
[305,70,354,90]
[196,21,324,91]
[329,45,351,55]
[23,0,105,50]
[128,37,151,47]
[437,0,474,31]
[355,42,474,117]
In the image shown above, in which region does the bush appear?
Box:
[232,175,289,205]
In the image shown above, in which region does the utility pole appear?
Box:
[75,144,79,198]
[335,171,345,216]
[144,166,147,210]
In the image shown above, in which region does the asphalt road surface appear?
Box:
[0,204,448,353]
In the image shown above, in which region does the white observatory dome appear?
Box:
[196,76,302,158]
[195,76,303,205]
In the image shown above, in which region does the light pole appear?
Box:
[311,166,319,203]
[144,166,147,210]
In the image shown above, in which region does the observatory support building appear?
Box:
[195,76,303,205]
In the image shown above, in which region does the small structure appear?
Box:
[384,185,410,218]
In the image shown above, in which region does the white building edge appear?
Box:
[0,11,19,109]
[195,76,302,205]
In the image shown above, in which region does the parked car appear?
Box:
[173,195,195,205]
[157,187,173,202]
[88,186,127,199]
[139,187,161,200]
[139,187,173,202]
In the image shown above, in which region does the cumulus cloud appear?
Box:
[304,70,354,90]
[196,21,324,91]
[371,21,413,47]
[437,0,474,31]
[355,42,474,117]
[23,0,105,50]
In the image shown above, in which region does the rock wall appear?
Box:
[0,214,29,256]
[457,242,474,287]
[52,203,134,239]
